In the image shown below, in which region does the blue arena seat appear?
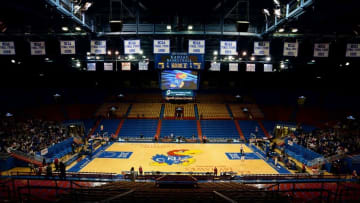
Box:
[94,119,121,135]
[160,120,198,139]
[118,119,158,138]
[200,120,239,139]
[238,120,265,139]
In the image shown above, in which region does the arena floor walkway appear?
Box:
[69,143,290,175]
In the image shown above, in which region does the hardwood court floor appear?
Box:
[80,143,281,175]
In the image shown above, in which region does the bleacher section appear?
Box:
[43,137,74,161]
[197,104,230,119]
[228,104,248,119]
[160,120,198,139]
[200,120,239,139]
[163,103,195,119]
[95,103,130,118]
[94,119,121,135]
[118,119,158,138]
[128,103,162,119]
[284,138,324,166]
[238,120,266,140]
[247,104,264,119]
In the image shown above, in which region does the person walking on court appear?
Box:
[240,145,244,155]
[214,167,218,176]
[139,166,143,176]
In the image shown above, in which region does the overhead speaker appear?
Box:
[236,21,249,32]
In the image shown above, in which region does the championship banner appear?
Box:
[87,63,96,71]
[30,41,46,55]
[138,61,149,70]
[246,63,256,72]
[124,40,141,54]
[153,40,170,54]
[122,62,131,71]
[188,40,205,54]
[254,41,270,56]
[346,43,360,57]
[104,62,113,71]
[283,42,298,57]
[264,64,273,72]
[155,52,204,70]
[209,62,221,71]
[0,41,15,55]
[220,41,237,55]
[314,43,329,57]
[229,63,238,72]
[60,40,76,55]
[90,40,106,55]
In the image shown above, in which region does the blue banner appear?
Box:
[163,89,194,97]
[155,53,204,70]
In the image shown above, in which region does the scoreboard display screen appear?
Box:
[161,70,198,90]
[155,53,204,70]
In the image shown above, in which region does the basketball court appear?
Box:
[69,143,290,175]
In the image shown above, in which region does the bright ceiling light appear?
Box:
[115,50,119,55]
[11,59,15,63]
[188,25,193,30]
[76,62,81,67]
[166,25,171,30]
[107,50,112,55]
[278,28,285,32]
[242,51,247,56]
[86,52,91,56]
[345,62,350,66]
[250,56,255,61]
[273,0,280,6]
[263,9,270,16]
[274,8,281,17]
[139,50,143,55]
[61,26,69,32]
[266,56,271,61]
[213,50,218,55]
[291,28,298,33]
[75,26,81,31]
[129,55,134,60]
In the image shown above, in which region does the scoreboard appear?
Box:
[155,52,204,70]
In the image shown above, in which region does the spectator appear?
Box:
[214,167,218,176]
[59,161,66,179]
[46,164,52,177]
[54,158,59,172]
[139,166,143,176]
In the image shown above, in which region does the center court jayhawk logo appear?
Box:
[170,72,187,88]
[151,149,201,166]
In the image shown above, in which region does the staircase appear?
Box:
[88,119,101,137]
[226,104,234,119]
[155,120,162,139]
[234,120,246,141]
[196,120,203,141]
[257,120,270,138]
[194,104,199,120]
[114,119,125,139]
[159,104,165,119]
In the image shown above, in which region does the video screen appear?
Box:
[161,70,198,90]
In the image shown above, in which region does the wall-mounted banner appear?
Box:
[283,42,298,57]
[188,40,205,54]
[254,41,270,56]
[122,62,131,71]
[30,41,46,55]
[60,40,76,55]
[346,43,360,57]
[220,41,237,55]
[153,39,170,54]
[104,62,113,71]
[229,63,238,72]
[0,41,15,55]
[139,61,149,70]
[124,40,141,54]
[264,64,273,72]
[155,52,204,70]
[314,43,329,57]
[210,62,221,71]
[90,40,106,55]
[87,63,96,71]
[246,63,256,72]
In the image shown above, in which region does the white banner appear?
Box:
[229,63,238,72]
[104,62,113,71]
[60,40,76,55]
[314,43,329,57]
[264,64,273,72]
[283,42,298,57]
[124,40,141,54]
[122,62,131,71]
[246,64,256,72]
[30,41,46,55]
[220,41,237,55]
[254,41,270,56]
[139,61,148,70]
[0,41,15,55]
[90,40,106,55]
[87,63,96,71]
[188,40,205,54]
[153,39,170,54]
[40,148,48,156]
[210,62,221,71]
[346,43,360,57]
